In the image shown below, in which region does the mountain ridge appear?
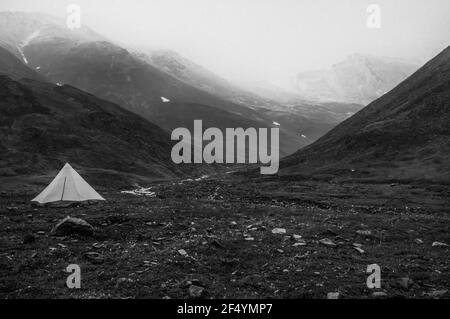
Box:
[281,46,450,183]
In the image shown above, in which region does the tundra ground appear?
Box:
[0,174,448,299]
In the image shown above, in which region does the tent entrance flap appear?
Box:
[61,176,67,201]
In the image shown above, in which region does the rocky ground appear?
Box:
[0,174,449,299]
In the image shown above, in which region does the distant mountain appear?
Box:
[0,55,205,187]
[281,46,450,183]
[0,11,368,157]
[134,49,368,150]
[136,49,275,109]
[0,11,105,63]
[294,54,419,105]
[0,12,313,156]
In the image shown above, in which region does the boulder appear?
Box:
[189,285,206,298]
[50,216,94,237]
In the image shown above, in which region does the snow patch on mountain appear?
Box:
[17,46,28,64]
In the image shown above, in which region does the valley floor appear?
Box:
[0,175,449,299]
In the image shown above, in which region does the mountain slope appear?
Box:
[0,11,364,157]
[0,45,45,81]
[137,49,276,109]
[0,73,202,187]
[281,46,450,183]
[295,54,419,105]
[0,11,105,62]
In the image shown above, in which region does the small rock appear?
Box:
[319,238,337,247]
[84,252,104,264]
[432,241,448,247]
[272,228,286,235]
[425,289,448,298]
[92,242,106,249]
[397,277,413,290]
[414,239,423,244]
[178,249,188,256]
[244,237,255,241]
[372,291,387,298]
[293,240,307,247]
[188,285,205,298]
[353,247,365,254]
[293,234,302,240]
[356,230,372,236]
[50,216,94,237]
[327,292,339,299]
[116,277,134,288]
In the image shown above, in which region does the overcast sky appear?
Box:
[1,0,449,87]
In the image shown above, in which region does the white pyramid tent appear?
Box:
[32,163,105,204]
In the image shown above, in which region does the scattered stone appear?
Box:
[293,234,302,240]
[272,228,286,235]
[92,242,106,249]
[372,291,388,298]
[397,277,414,290]
[353,247,365,254]
[327,292,339,299]
[178,249,188,256]
[210,240,225,249]
[116,277,134,288]
[319,238,337,247]
[181,278,204,288]
[425,289,448,298]
[293,240,307,247]
[50,216,94,237]
[244,237,255,241]
[84,252,104,264]
[188,285,205,298]
[356,230,372,236]
[324,229,338,237]
[414,239,423,244]
[432,241,448,247]
[36,231,46,235]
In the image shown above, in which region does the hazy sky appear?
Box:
[1,0,449,86]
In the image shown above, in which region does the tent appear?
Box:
[31,163,105,205]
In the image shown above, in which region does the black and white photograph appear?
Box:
[0,0,449,306]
